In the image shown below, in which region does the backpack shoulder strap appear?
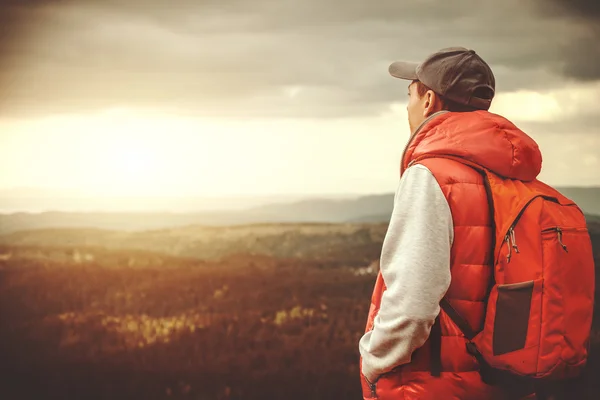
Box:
[429,299,479,378]
[440,298,476,340]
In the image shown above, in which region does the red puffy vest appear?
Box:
[360,110,561,400]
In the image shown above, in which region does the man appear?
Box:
[358,47,541,399]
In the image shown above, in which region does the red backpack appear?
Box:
[420,155,595,391]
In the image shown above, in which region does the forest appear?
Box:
[0,221,598,399]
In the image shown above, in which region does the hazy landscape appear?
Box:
[3,0,600,398]
[0,191,599,400]
[0,222,381,400]
[1,187,598,234]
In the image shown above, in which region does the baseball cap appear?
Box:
[389,47,495,110]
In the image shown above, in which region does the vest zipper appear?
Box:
[369,383,377,398]
[366,378,377,398]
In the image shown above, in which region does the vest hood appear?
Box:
[402,111,543,181]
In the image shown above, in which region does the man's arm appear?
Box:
[359,163,454,383]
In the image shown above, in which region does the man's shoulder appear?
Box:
[413,158,485,186]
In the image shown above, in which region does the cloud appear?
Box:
[541,0,600,20]
[531,0,600,81]
[489,81,600,126]
[0,0,599,119]
[518,113,600,138]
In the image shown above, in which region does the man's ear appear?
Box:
[423,90,441,117]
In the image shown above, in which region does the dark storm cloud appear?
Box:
[532,0,600,81]
[544,0,600,19]
[0,0,599,118]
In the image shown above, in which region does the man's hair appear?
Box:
[412,80,491,113]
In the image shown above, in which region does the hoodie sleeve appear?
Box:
[359,163,454,383]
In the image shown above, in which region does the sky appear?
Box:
[0,0,599,208]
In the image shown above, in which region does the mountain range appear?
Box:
[0,187,597,234]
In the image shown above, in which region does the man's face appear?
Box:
[407,81,427,135]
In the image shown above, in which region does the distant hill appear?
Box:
[346,214,391,223]
[0,194,393,234]
[0,210,272,235]
[0,187,597,234]
[586,214,600,224]
[555,187,600,216]
[0,223,388,265]
[0,187,347,214]
[247,194,393,223]
[341,186,600,223]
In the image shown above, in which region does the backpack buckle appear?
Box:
[466,341,479,357]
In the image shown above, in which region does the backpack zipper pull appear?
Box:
[510,227,519,254]
[506,232,512,263]
[557,227,568,252]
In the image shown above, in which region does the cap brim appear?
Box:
[389,61,419,80]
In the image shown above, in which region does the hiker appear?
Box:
[358,47,595,400]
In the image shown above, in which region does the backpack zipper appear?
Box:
[510,227,519,254]
[551,227,569,253]
[501,194,579,263]
[507,225,584,262]
[503,196,543,263]
[505,232,512,263]
[541,226,585,253]
[505,226,521,263]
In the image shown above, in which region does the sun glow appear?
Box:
[0,104,409,203]
[1,108,244,197]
